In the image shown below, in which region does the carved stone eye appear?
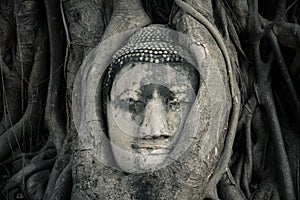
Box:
[128,98,146,125]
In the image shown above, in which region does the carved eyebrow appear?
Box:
[169,84,193,93]
[169,84,195,102]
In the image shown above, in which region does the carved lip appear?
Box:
[131,135,172,150]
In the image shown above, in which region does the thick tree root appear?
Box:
[249,0,296,199]
[217,171,247,200]
[43,141,71,200]
[0,27,49,161]
[44,0,66,151]
[267,31,300,122]
[101,0,151,40]
[5,158,55,192]
[47,159,72,200]
[174,0,241,198]
[0,0,45,135]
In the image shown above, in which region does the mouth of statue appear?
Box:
[131,135,173,150]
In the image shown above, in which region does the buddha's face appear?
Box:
[106,62,198,172]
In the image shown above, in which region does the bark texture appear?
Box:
[0,0,299,199]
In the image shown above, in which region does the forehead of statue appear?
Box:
[110,62,195,100]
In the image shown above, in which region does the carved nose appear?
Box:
[140,92,167,138]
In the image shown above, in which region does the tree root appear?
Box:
[217,171,247,200]
[0,57,12,80]
[47,158,72,200]
[2,145,56,198]
[174,0,241,198]
[261,89,296,200]
[0,27,49,161]
[5,158,55,192]
[101,0,151,40]
[44,0,66,151]
[248,0,296,198]
[62,0,109,140]
[2,142,55,165]
[0,0,44,135]
[0,73,23,135]
[241,108,254,198]
[43,140,71,200]
[26,169,51,200]
[267,31,300,122]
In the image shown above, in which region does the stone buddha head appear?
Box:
[72,25,231,198]
[101,28,200,171]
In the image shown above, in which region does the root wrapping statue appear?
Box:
[72,24,232,199]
